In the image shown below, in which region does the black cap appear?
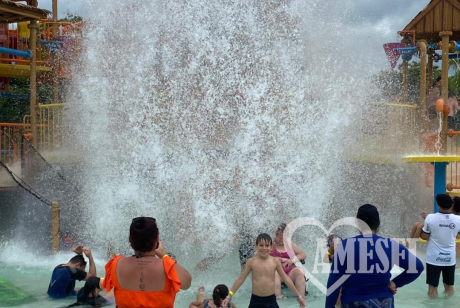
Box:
[436,194,452,209]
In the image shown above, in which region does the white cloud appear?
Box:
[37,0,88,18]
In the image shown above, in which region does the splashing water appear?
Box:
[435,111,443,155]
[63,0,355,255]
[0,1,436,307]
[58,0,430,260]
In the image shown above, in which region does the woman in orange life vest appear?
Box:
[102,217,192,308]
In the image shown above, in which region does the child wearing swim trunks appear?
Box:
[189,285,237,308]
[222,233,306,308]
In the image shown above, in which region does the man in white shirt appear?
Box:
[421,194,460,298]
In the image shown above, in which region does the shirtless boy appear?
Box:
[223,233,306,308]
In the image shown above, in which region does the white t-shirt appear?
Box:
[423,212,460,266]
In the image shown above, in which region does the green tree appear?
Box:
[372,62,441,103]
[58,11,83,23]
[449,70,460,95]
[0,78,53,123]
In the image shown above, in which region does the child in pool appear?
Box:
[189,285,237,308]
[68,277,107,307]
[222,233,306,308]
[407,211,428,247]
[322,234,342,263]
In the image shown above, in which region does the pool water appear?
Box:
[0,245,458,308]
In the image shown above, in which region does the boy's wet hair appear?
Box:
[255,233,272,245]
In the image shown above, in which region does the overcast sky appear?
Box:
[37,0,87,19]
[37,0,433,70]
[37,0,431,42]
[350,0,431,42]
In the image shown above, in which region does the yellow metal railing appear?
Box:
[361,102,419,159]
[0,123,25,166]
[38,103,64,152]
[447,131,460,192]
[379,102,418,138]
[370,102,418,131]
[21,103,65,154]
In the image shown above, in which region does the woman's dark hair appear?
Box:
[276,223,287,234]
[68,277,101,307]
[356,204,380,232]
[212,284,229,307]
[129,217,159,252]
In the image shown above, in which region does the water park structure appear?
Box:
[381,0,460,211]
[0,0,82,175]
[0,0,82,254]
[2,0,460,251]
[2,1,460,307]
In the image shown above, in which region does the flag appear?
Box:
[383,43,405,68]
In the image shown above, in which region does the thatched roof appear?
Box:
[0,0,50,23]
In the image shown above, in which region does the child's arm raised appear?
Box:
[221,259,252,307]
[275,259,306,308]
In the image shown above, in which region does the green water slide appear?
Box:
[0,276,34,306]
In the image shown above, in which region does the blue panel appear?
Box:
[433,162,449,213]
[0,47,30,59]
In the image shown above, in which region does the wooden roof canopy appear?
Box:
[403,0,460,42]
[0,0,50,23]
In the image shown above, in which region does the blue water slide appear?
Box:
[0,47,30,59]
[40,40,64,55]
[0,93,29,99]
